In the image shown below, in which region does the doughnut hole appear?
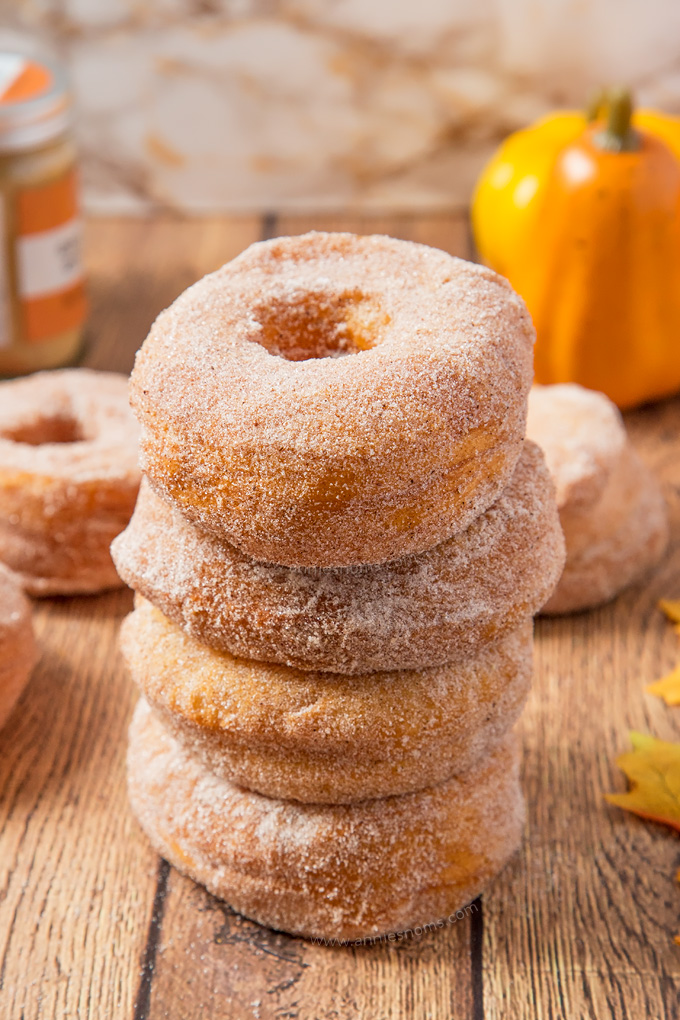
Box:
[250,288,391,361]
[2,413,84,445]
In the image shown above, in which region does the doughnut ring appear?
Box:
[527,384,669,614]
[0,564,38,731]
[113,441,563,674]
[121,597,533,804]
[0,369,141,596]
[130,232,534,568]
[128,699,524,940]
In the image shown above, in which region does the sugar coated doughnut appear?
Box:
[0,369,141,596]
[122,597,533,803]
[113,441,562,673]
[130,232,534,568]
[128,699,524,940]
[0,564,38,730]
[527,384,669,614]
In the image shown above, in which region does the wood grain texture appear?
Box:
[483,396,680,1020]
[146,883,475,1020]
[0,214,679,1020]
[0,587,152,1019]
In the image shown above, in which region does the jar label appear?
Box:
[14,168,87,343]
[17,218,83,297]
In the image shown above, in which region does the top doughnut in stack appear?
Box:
[114,232,565,941]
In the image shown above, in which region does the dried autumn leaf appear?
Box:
[605,732,680,832]
[648,666,680,706]
[659,599,680,624]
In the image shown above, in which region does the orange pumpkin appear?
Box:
[472,91,680,409]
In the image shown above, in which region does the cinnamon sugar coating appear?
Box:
[0,370,141,595]
[130,232,534,567]
[128,699,524,940]
[113,441,563,673]
[527,384,669,614]
[0,564,38,730]
[122,598,533,803]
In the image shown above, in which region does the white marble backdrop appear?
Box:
[3,0,680,212]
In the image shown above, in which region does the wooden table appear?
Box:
[1,214,679,1020]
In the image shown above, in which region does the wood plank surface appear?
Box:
[483,399,680,1020]
[0,214,678,1020]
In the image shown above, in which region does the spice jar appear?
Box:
[0,49,86,376]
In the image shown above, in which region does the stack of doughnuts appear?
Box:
[114,232,565,941]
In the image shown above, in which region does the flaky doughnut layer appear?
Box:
[130,232,534,567]
[0,564,38,730]
[113,441,563,673]
[128,700,524,940]
[0,370,141,596]
[122,598,533,803]
[527,384,669,614]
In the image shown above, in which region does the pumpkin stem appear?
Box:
[585,89,607,123]
[593,88,640,152]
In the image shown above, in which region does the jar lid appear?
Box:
[0,51,71,153]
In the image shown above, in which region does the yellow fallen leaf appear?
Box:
[648,666,680,706]
[605,732,680,832]
[659,599,680,624]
